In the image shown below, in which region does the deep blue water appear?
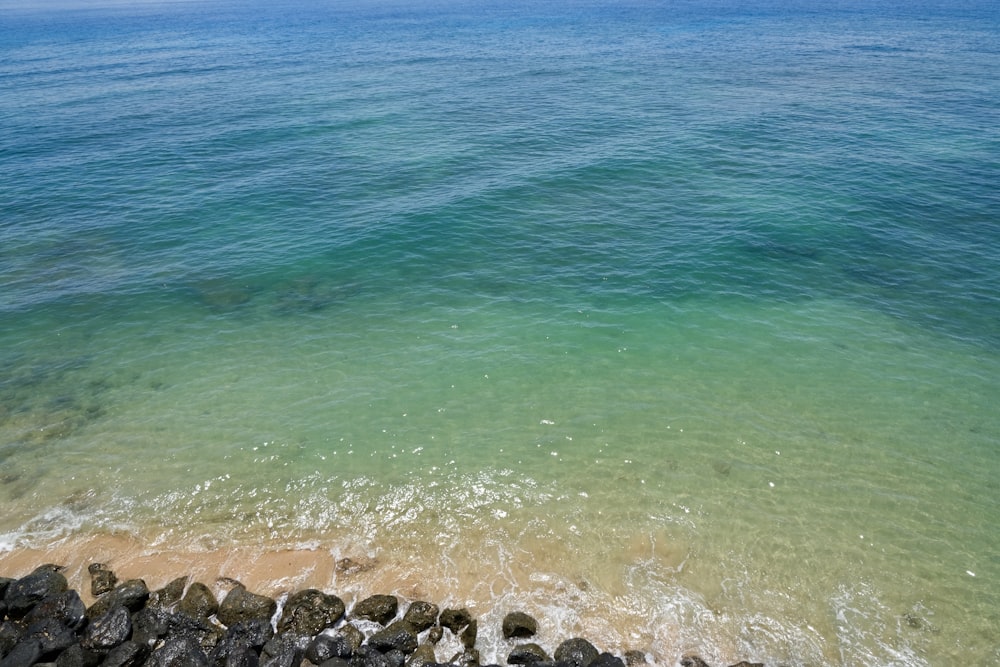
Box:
[2,1,999,664]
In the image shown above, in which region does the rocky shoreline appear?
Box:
[1,563,763,667]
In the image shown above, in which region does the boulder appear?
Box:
[87,563,117,597]
[369,621,419,654]
[87,579,149,619]
[54,644,101,667]
[145,636,210,667]
[23,589,86,631]
[320,659,353,667]
[426,626,443,644]
[0,638,41,667]
[166,610,223,652]
[24,617,77,660]
[439,608,472,634]
[588,654,624,667]
[404,644,437,667]
[219,586,277,628]
[679,657,710,667]
[450,648,480,667]
[179,582,218,620]
[100,640,149,667]
[260,634,305,667]
[337,624,365,653]
[622,651,647,666]
[460,619,477,649]
[351,645,393,667]
[82,605,132,652]
[208,618,273,665]
[0,622,22,658]
[501,612,537,639]
[401,601,439,633]
[727,663,764,667]
[131,606,173,647]
[553,639,599,667]
[507,643,550,665]
[277,588,343,635]
[353,595,398,626]
[149,576,188,608]
[5,564,67,618]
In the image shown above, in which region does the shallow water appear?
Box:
[2,0,999,664]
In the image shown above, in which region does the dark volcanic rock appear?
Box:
[83,605,132,652]
[54,644,101,667]
[25,617,77,659]
[338,624,365,653]
[622,652,646,667]
[369,621,419,654]
[305,634,347,665]
[23,589,86,631]
[0,638,41,667]
[219,585,277,628]
[277,588,343,635]
[501,612,537,639]
[209,617,274,665]
[0,577,13,598]
[321,658,353,667]
[0,622,22,658]
[426,626,443,645]
[224,645,262,667]
[149,576,188,608]
[87,563,118,597]
[88,579,150,619]
[401,601,439,633]
[588,654,624,667]
[727,662,764,667]
[460,619,477,649]
[146,636,210,667]
[439,608,472,634]
[260,634,306,667]
[508,643,551,665]
[553,639,599,667]
[5,564,68,618]
[167,610,223,653]
[179,582,219,620]
[679,657,710,667]
[101,640,149,667]
[351,645,393,667]
[450,648,480,667]
[130,606,173,647]
[404,644,436,667]
[353,594,398,626]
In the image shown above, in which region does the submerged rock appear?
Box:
[502,612,538,639]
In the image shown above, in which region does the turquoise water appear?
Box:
[2,0,999,664]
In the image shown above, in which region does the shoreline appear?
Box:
[0,549,765,667]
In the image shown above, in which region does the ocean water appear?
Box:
[2,0,999,663]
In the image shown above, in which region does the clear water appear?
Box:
[2,0,999,664]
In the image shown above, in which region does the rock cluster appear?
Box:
[0,564,762,667]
